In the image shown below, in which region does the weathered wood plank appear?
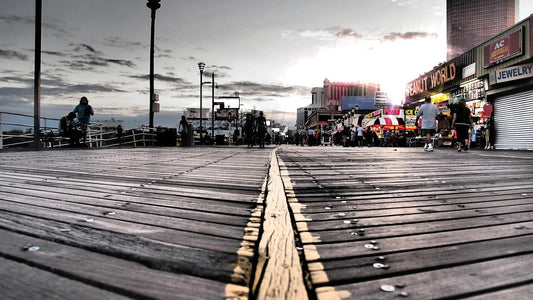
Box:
[0,209,242,283]
[1,185,253,226]
[317,254,533,300]
[300,211,533,243]
[0,194,246,239]
[0,228,231,299]
[0,257,130,300]
[296,203,533,231]
[308,235,533,285]
[0,210,245,254]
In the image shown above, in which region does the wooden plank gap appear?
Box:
[252,149,308,300]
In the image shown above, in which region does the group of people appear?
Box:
[244,111,267,148]
[416,96,483,152]
[58,96,94,147]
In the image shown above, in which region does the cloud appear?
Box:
[382,32,439,41]
[103,37,145,51]
[72,43,101,54]
[129,74,192,85]
[0,15,73,38]
[219,81,309,100]
[391,0,413,6]
[282,27,363,40]
[61,43,136,70]
[283,26,438,44]
[0,49,28,61]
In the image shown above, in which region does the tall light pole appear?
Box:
[147,0,161,129]
[235,92,241,136]
[198,62,205,144]
[33,0,42,149]
[211,72,216,139]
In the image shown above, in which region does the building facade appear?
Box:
[407,15,533,150]
[323,78,380,110]
[311,87,324,107]
[447,0,517,60]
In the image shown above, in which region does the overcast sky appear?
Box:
[1,0,532,128]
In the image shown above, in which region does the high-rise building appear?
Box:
[322,78,380,110]
[447,0,518,60]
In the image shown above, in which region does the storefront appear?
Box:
[482,17,533,150]
[487,62,533,150]
[405,15,533,150]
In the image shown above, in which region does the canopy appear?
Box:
[365,117,405,126]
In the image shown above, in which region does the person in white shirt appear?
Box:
[415,97,441,152]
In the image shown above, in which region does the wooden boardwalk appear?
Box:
[0,147,272,299]
[276,146,533,300]
[0,146,532,299]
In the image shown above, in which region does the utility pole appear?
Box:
[147,0,161,129]
[33,0,42,149]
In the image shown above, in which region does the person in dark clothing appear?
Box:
[59,112,82,147]
[72,96,94,145]
[256,111,267,148]
[117,125,123,146]
[452,99,473,152]
[245,114,256,148]
[179,115,189,146]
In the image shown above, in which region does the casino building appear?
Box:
[406,14,533,150]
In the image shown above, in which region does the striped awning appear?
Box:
[366,117,405,126]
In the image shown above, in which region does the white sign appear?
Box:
[496,63,533,83]
[462,63,476,78]
[374,92,388,106]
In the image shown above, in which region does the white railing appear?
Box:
[0,111,157,150]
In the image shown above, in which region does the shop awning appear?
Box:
[367,117,405,126]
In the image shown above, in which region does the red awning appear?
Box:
[365,117,404,126]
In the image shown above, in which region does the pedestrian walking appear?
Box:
[415,97,441,152]
[179,115,189,146]
[117,125,123,146]
[356,125,364,147]
[300,128,307,146]
[256,111,267,148]
[452,99,473,152]
[72,96,94,145]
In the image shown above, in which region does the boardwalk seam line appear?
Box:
[277,149,351,300]
[252,149,309,300]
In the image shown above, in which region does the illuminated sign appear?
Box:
[383,109,400,115]
[405,63,457,97]
[483,28,523,68]
[365,109,381,119]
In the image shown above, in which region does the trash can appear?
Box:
[215,134,229,145]
[156,127,177,146]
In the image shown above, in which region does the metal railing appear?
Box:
[0,111,157,150]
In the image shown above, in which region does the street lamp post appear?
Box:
[211,72,215,139]
[33,0,42,149]
[198,62,205,144]
[147,0,161,129]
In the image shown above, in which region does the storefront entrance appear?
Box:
[494,89,533,150]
